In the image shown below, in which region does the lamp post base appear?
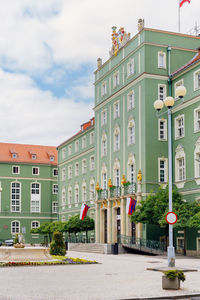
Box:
[168,246,175,267]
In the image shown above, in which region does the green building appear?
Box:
[58,23,200,255]
[0,143,58,244]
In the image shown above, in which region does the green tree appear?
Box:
[67,215,83,239]
[79,216,95,242]
[30,221,66,244]
[188,211,200,228]
[50,231,66,256]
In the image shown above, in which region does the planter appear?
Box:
[162,275,180,290]
[14,243,25,249]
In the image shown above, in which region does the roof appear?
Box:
[57,117,95,148]
[172,49,200,77]
[0,143,57,165]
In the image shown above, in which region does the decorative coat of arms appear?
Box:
[109,26,131,57]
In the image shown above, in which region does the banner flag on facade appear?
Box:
[126,197,137,215]
[179,0,191,8]
[80,203,90,220]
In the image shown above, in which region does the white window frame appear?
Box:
[82,159,87,174]
[127,59,134,77]
[62,187,66,205]
[62,148,66,159]
[90,180,95,201]
[127,91,134,111]
[75,141,79,152]
[68,187,72,205]
[75,162,79,176]
[114,126,120,152]
[62,168,66,181]
[90,132,94,144]
[32,167,39,176]
[11,182,21,212]
[174,79,184,100]
[82,136,86,149]
[52,202,58,213]
[11,220,20,235]
[53,184,58,194]
[113,71,119,88]
[12,166,20,175]
[32,154,36,160]
[101,81,107,97]
[158,158,168,183]
[158,51,166,69]
[158,119,167,141]
[82,184,87,202]
[68,165,72,179]
[31,182,41,213]
[75,186,79,203]
[114,101,120,119]
[68,144,72,155]
[53,168,58,177]
[101,109,107,126]
[158,84,166,101]
[194,138,200,181]
[31,220,40,229]
[101,133,107,157]
[194,107,200,133]
[194,69,200,91]
[175,115,185,139]
[128,119,135,145]
[90,156,95,171]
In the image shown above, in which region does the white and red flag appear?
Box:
[126,197,137,216]
[80,203,90,220]
[179,0,191,7]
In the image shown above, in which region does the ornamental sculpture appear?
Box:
[109,26,131,57]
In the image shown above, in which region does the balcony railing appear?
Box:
[110,186,121,198]
[124,183,136,195]
[97,189,108,200]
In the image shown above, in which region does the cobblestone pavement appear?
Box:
[0,251,200,300]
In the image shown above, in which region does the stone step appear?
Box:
[68,243,105,254]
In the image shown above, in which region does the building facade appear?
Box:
[58,25,200,254]
[0,143,58,244]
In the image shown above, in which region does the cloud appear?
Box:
[0,68,93,146]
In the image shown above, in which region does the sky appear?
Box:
[0,0,199,146]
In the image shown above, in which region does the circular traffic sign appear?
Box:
[165,212,178,225]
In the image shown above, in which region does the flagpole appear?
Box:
[178,0,180,32]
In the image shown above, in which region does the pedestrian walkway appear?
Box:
[0,251,200,300]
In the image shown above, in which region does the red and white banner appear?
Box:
[80,203,90,220]
[126,197,137,216]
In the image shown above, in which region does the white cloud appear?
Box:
[0,68,93,146]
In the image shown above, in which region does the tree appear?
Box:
[30,221,66,244]
[50,231,66,256]
[131,186,200,255]
[67,215,95,242]
[79,216,95,242]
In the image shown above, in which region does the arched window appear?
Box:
[101,132,107,156]
[62,168,66,181]
[82,182,87,202]
[11,220,20,235]
[90,178,95,201]
[175,145,186,184]
[31,183,40,212]
[127,153,136,184]
[11,182,21,212]
[31,221,40,229]
[101,164,107,190]
[194,137,200,183]
[114,125,120,151]
[75,184,79,203]
[62,187,66,205]
[128,118,135,145]
[68,186,72,204]
[113,159,120,187]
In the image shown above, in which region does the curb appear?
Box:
[118,293,200,300]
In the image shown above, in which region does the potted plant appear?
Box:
[162,270,185,290]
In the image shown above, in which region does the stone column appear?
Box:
[100,207,104,243]
[112,205,117,243]
[107,200,112,244]
[120,198,126,236]
[95,202,100,243]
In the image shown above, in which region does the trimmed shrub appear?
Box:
[50,231,66,256]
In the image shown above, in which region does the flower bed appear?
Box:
[0,256,97,267]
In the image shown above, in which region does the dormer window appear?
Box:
[32,154,36,160]
[50,156,54,161]
[12,153,17,159]
[10,149,17,159]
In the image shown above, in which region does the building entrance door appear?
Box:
[131,222,136,241]
[116,207,120,242]
[104,210,107,243]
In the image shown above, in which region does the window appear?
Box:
[194,69,200,90]
[31,183,40,212]
[82,136,86,148]
[175,115,184,139]
[11,221,20,234]
[128,119,135,145]
[159,159,167,183]
[53,184,58,194]
[90,132,94,144]
[158,51,166,69]
[129,164,135,184]
[68,188,72,205]
[90,180,95,201]
[62,188,66,205]
[158,119,167,140]
[31,221,40,229]
[114,101,120,119]
[11,182,21,212]
[194,107,200,132]
[75,162,79,176]
[75,141,79,152]
[32,167,39,175]
[174,79,184,99]
[127,59,134,77]
[115,169,120,187]
[127,91,134,110]
[158,84,166,101]
[75,186,79,203]
[113,71,119,88]
[62,168,66,181]
[52,202,58,213]
[68,165,72,179]
[62,148,66,159]
[101,81,107,96]
[82,184,87,202]
[101,133,107,157]
[194,137,200,180]
[32,154,36,160]
[90,156,95,171]
[12,166,20,174]
[12,153,17,159]
[53,168,58,176]
[177,158,185,181]
[196,153,200,178]
[82,159,87,174]
[101,110,107,125]
[114,126,120,151]
[102,172,107,190]
[50,156,54,161]
[68,145,72,155]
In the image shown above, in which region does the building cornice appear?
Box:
[58,147,95,167]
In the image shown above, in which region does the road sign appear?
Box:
[165,212,178,225]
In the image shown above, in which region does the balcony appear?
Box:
[97,189,108,200]
[124,183,136,195]
[110,186,121,198]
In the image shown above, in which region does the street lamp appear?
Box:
[154,86,186,267]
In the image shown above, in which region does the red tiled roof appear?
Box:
[0,143,57,165]
[58,117,95,148]
[172,49,200,77]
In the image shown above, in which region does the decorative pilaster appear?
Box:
[95,202,100,243]
[107,200,112,244]
[136,169,142,239]
[120,198,126,236]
